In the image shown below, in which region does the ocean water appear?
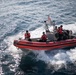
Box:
[0,0,76,75]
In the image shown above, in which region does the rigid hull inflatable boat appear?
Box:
[13,16,76,51]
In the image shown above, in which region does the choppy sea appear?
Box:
[0,0,76,75]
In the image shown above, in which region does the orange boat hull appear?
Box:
[13,38,76,50]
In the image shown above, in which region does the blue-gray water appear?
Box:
[0,0,76,75]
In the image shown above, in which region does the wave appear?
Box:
[3,23,76,74]
[0,0,76,74]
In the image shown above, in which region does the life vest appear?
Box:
[25,33,30,39]
[41,34,47,40]
[58,27,63,34]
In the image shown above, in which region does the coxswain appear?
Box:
[40,32,47,42]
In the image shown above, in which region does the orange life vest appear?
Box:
[41,34,47,40]
[25,33,30,39]
[58,27,63,34]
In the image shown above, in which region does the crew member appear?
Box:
[40,32,47,42]
[24,30,31,41]
[57,25,63,40]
